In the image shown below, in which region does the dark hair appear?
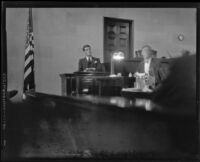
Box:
[82,44,91,51]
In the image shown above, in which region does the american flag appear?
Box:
[23,8,35,98]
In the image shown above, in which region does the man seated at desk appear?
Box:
[78,44,103,72]
[135,45,165,91]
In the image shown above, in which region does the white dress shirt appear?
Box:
[86,56,92,62]
[144,58,152,75]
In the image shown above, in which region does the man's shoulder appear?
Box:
[151,58,162,69]
[79,57,86,61]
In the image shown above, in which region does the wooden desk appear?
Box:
[60,72,110,96]
[60,73,76,96]
[96,76,135,96]
[60,73,135,96]
[73,72,109,95]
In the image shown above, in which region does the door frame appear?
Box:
[103,17,134,62]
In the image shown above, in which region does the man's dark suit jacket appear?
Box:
[137,58,165,86]
[78,57,102,72]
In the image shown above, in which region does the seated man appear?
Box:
[135,45,165,90]
[78,44,103,72]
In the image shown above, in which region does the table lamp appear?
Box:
[110,51,125,77]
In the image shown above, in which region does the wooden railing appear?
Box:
[5,91,198,159]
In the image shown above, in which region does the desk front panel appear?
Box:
[60,73,135,96]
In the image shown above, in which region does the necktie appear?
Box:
[88,57,92,68]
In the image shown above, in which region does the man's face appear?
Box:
[142,47,152,60]
[84,47,92,57]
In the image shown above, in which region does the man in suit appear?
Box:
[78,44,103,72]
[136,45,165,89]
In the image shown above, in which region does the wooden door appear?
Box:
[104,17,133,63]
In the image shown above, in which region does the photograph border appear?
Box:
[1,1,200,161]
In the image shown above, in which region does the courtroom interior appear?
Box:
[3,6,199,160]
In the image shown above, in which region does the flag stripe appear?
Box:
[25,44,34,56]
[25,50,34,61]
[24,59,34,73]
[25,54,34,67]
[24,66,32,79]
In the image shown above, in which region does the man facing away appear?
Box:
[135,45,166,90]
[78,44,103,72]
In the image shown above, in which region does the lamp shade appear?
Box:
[112,51,125,60]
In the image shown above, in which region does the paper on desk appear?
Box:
[122,88,142,92]
[142,86,153,92]
[122,87,153,93]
